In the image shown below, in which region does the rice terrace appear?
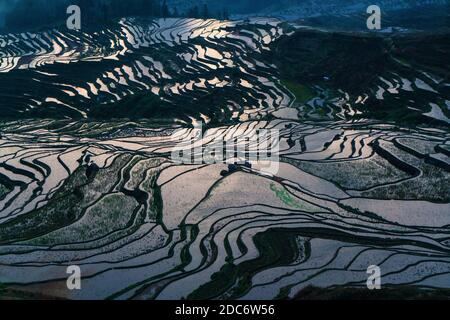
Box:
[0,0,449,302]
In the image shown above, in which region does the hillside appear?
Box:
[268,28,450,125]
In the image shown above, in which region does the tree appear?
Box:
[161,0,169,19]
[153,1,161,17]
[216,10,222,20]
[202,4,209,19]
[147,0,155,17]
[101,3,109,22]
[0,0,177,32]
[222,7,230,20]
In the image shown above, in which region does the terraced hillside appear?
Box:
[0,119,449,299]
[0,17,292,123]
[0,17,449,300]
[1,18,449,126]
[270,29,450,125]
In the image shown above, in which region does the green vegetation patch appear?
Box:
[283,155,410,191]
[0,154,132,244]
[30,192,139,245]
[361,163,450,202]
[270,183,321,212]
[281,80,315,104]
[0,183,11,199]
